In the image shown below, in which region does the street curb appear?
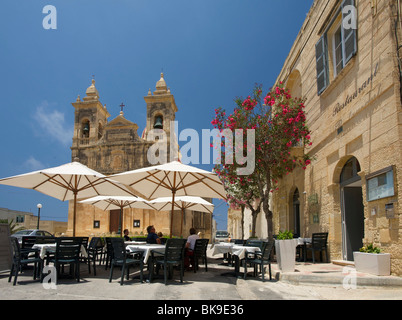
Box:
[275,271,402,288]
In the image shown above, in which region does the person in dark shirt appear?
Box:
[146,225,161,244]
[123,229,131,241]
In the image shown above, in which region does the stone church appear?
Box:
[66,73,212,239]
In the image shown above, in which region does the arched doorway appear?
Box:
[290,189,301,238]
[340,157,364,261]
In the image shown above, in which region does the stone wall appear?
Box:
[232,0,402,275]
[271,0,402,275]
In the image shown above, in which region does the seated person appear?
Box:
[184,227,200,270]
[146,225,161,244]
[123,229,131,241]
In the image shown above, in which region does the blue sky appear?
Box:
[0,0,313,230]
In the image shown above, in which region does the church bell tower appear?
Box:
[71,79,110,165]
[143,73,179,162]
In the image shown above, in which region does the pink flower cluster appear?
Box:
[210,81,314,203]
[242,96,258,111]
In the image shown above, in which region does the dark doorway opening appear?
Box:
[340,157,364,261]
[292,189,301,238]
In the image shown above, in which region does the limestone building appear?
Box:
[265,0,402,275]
[0,208,67,235]
[67,74,212,239]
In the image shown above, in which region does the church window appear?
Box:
[98,122,103,139]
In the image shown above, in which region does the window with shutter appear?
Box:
[342,0,357,64]
[315,0,357,94]
[316,35,329,95]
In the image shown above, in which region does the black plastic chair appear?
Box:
[9,237,43,286]
[245,239,264,249]
[35,236,56,244]
[244,239,264,260]
[21,236,39,255]
[86,237,103,275]
[193,239,209,273]
[306,233,329,263]
[35,236,57,264]
[104,237,113,270]
[78,237,89,250]
[50,237,83,284]
[234,239,246,245]
[77,237,89,264]
[109,238,144,285]
[96,237,106,264]
[19,236,41,259]
[21,236,37,248]
[149,238,186,285]
[243,240,275,281]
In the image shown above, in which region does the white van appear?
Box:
[215,230,230,243]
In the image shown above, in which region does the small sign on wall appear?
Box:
[366,167,395,202]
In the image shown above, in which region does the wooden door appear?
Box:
[109,210,120,233]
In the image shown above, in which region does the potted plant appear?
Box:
[275,230,298,272]
[353,244,391,276]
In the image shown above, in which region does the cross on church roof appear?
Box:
[120,103,125,114]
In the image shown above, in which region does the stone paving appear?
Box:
[1,251,401,301]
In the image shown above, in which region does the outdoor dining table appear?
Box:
[296,237,312,262]
[32,243,88,260]
[125,243,166,264]
[211,243,261,276]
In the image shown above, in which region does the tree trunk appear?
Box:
[246,201,261,238]
[251,211,258,237]
[240,204,245,240]
[263,174,274,240]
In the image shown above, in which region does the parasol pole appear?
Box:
[118,206,123,237]
[180,207,184,238]
[169,172,177,239]
[170,189,176,239]
[73,191,77,237]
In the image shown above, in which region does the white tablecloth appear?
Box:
[126,244,165,264]
[32,243,88,260]
[124,241,147,245]
[211,243,260,260]
[296,238,312,245]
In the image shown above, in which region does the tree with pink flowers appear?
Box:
[211,83,312,239]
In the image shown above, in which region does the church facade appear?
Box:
[66,74,212,239]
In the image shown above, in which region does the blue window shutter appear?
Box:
[316,35,329,95]
[342,0,357,64]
